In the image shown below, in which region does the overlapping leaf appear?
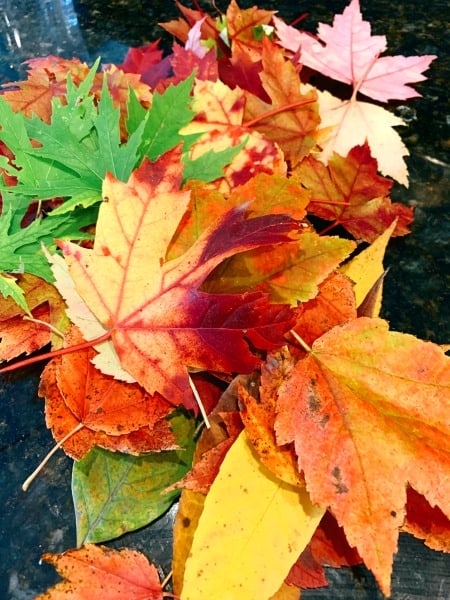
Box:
[59,149,298,408]
[181,431,325,599]
[243,38,319,166]
[40,326,176,460]
[72,411,195,544]
[274,0,436,102]
[204,231,355,305]
[0,274,67,359]
[181,77,287,193]
[36,544,163,600]
[276,317,450,594]
[296,143,413,241]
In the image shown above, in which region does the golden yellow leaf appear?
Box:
[341,219,397,315]
[172,489,206,596]
[181,430,324,600]
[269,582,302,600]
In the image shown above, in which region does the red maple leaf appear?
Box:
[56,148,298,409]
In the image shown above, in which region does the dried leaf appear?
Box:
[341,219,397,315]
[276,317,450,594]
[60,150,298,408]
[36,544,162,599]
[181,430,324,599]
[274,0,436,103]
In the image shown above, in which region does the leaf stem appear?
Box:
[0,331,112,375]
[188,375,211,429]
[290,329,313,353]
[22,422,85,491]
[22,316,65,339]
[243,97,317,128]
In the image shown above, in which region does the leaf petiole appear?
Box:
[289,329,313,353]
[22,422,85,491]
[0,331,112,375]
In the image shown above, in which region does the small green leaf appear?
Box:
[138,72,198,161]
[182,139,247,184]
[0,199,96,309]
[0,272,30,314]
[72,410,196,545]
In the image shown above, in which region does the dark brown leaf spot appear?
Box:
[331,466,348,494]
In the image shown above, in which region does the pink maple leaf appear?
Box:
[274,0,436,102]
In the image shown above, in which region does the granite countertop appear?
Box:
[0,1,449,598]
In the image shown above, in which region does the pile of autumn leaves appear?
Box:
[0,1,449,598]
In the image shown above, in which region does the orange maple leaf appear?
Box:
[58,148,298,409]
[239,348,304,487]
[36,544,163,600]
[1,56,90,121]
[275,317,450,594]
[226,0,276,62]
[40,326,176,460]
[0,274,68,361]
[293,272,357,347]
[243,38,319,166]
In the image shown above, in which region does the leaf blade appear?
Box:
[181,430,324,599]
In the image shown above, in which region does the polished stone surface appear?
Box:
[0,1,449,598]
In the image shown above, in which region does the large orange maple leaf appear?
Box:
[275,317,450,595]
[59,148,298,409]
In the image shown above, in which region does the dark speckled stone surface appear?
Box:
[0,1,449,598]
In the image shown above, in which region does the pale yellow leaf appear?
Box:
[44,250,135,382]
[181,430,324,600]
[341,219,397,315]
[310,87,409,186]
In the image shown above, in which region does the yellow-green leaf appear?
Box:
[181,430,324,600]
[341,219,396,314]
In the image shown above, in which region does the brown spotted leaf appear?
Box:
[276,317,450,595]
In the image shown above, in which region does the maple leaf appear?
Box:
[308,87,412,185]
[58,150,298,408]
[170,43,219,86]
[239,348,304,487]
[243,38,319,166]
[36,544,163,600]
[275,317,450,594]
[0,56,91,122]
[119,40,170,88]
[274,0,436,103]
[0,60,140,209]
[296,142,414,242]
[0,197,96,311]
[181,78,287,192]
[1,65,232,217]
[159,2,218,45]
[204,231,355,306]
[40,326,176,460]
[293,272,357,347]
[225,0,276,62]
[0,274,68,360]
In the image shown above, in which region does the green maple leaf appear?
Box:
[0,65,243,214]
[0,198,96,311]
[0,59,248,311]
